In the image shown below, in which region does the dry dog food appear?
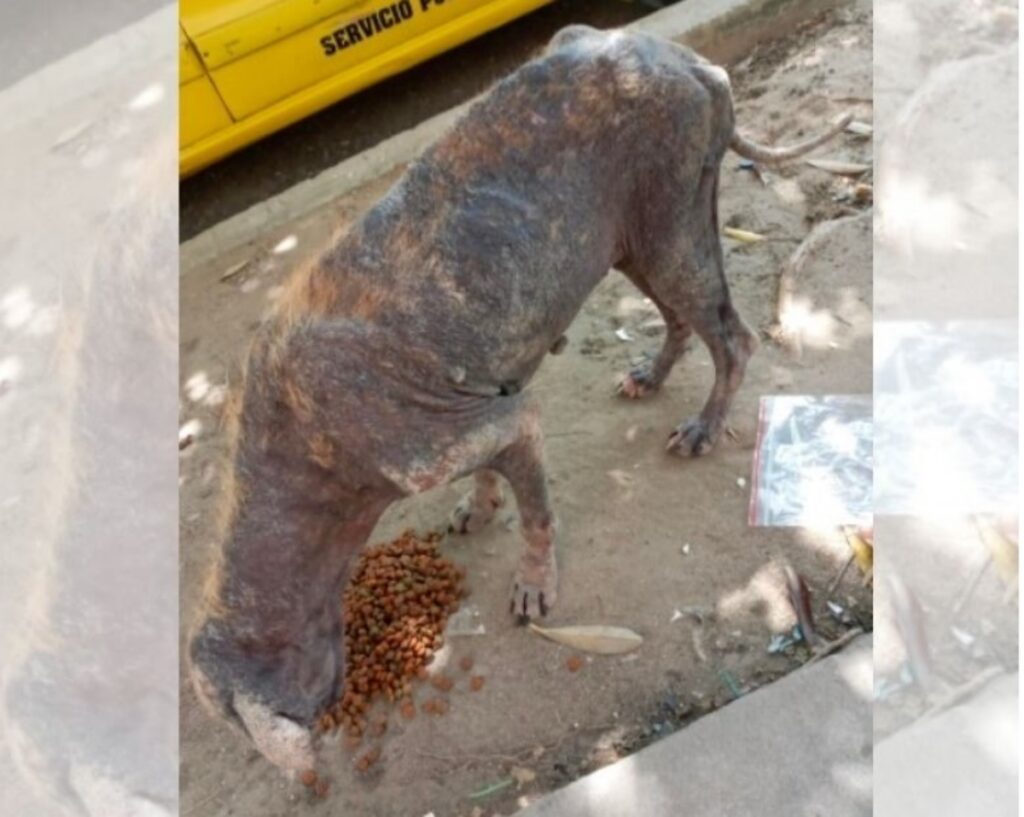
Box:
[321,530,465,737]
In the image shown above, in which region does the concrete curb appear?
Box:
[518,635,873,817]
[181,0,850,270]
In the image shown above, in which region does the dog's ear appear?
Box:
[234,694,316,771]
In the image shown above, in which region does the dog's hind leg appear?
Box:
[616,272,693,399]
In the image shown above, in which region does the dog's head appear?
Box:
[188,610,344,771]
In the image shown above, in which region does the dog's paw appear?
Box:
[449,490,503,534]
[509,553,558,621]
[617,367,659,399]
[666,417,717,457]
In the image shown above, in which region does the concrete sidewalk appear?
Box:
[520,636,872,817]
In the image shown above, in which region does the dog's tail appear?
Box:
[730,112,854,165]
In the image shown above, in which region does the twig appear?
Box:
[921,666,1005,720]
[952,555,992,615]
[806,627,865,666]
[827,553,857,596]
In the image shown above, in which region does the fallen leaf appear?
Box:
[219,259,250,282]
[528,623,643,654]
[723,226,767,243]
[804,158,871,176]
[845,120,873,137]
[783,565,819,647]
[842,526,874,575]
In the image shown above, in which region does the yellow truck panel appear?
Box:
[181,77,235,148]
[181,26,235,149]
[179,0,554,176]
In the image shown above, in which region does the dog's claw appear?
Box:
[509,570,557,621]
[666,418,716,457]
[450,491,503,534]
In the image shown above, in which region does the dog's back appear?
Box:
[276,27,734,398]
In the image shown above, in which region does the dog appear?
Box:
[189,25,850,771]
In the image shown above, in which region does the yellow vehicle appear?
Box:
[180,0,555,177]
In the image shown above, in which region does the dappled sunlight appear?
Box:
[179,419,202,447]
[878,172,970,253]
[717,562,795,634]
[184,371,211,403]
[2,286,36,330]
[800,46,826,67]
[794,474,860,531]
[0,355,23,384]
[777,296,839,349]
[967,694,1018,777]
[184,371,227,407]
[834,643,873,702]
[273,235,299,254]
[128,83,165,111]
[582,749,646,814]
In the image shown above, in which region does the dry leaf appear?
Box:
[528,623,643,655]
[804,158,870,176]
[842,526,874,575]
[783,565,819,647]
[723,226,766,243]
[219,259,250,282]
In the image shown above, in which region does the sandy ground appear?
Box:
[179,7,873,816]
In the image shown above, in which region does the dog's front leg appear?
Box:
[490,407,557,620]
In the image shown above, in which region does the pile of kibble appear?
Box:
[318,529,472,743]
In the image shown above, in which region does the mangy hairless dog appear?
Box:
[189,26,850,770]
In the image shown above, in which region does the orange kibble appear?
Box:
[469,675,485,692]
[430,674,454,692]
[458,655,474,672]
[337,531,465,723]
[300,769,317,787]
[566,655,584,673]
[400,700,416,720]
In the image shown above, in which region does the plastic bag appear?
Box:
[749,395,872,527]
[874,321,1017,515]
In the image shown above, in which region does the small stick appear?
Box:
[806,627,865,666]
[952,555,992,616]
[827,553,857,596]
[921,666,1004,720]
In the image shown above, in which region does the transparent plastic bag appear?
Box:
[749,394,872,527]
[874,321,1018,516]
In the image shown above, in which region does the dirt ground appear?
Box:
[179,7,873,816]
